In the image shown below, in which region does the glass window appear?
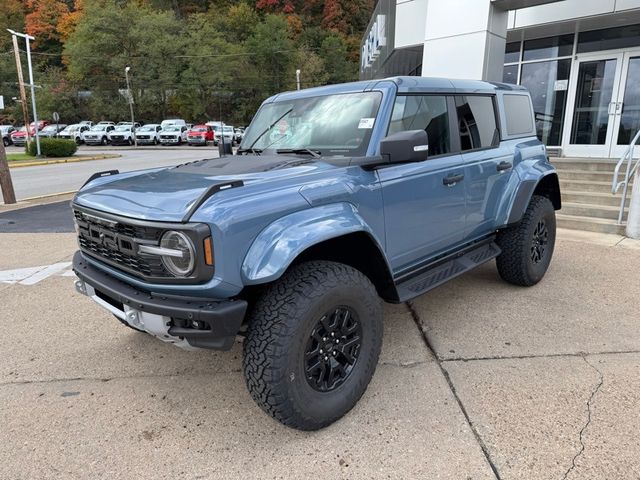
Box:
[503,64,519,84]
[388,95,451,156]
[505,42,521,64]
[503,95,534,136]
[520,59,571,145]
[455,96,499,151]
[523,34,574,61]
[578,24,640,54]
[618,57,640,145]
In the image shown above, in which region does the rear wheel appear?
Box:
[243,261,383,431]
[2,137,9,147]
[496,195,556,286]
[101,136,108,146]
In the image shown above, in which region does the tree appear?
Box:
[25,0,70,48]
[319,34,356,84]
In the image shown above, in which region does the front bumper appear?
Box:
[72,251,247,350]
[159,137,181,144]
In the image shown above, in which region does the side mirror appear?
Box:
[380,129,429,164]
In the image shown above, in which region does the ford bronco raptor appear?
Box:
[72,77,560,430]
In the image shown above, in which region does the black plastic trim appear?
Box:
[73,251,246,350]
[82,170,119,188]
[181,180,244,223]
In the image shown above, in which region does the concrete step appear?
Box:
[558,169,632,183]
[551,158,620,172]
[556,213,626,235]
[559,179,615,194]
[561,202,626,221]
[562,190,631,208]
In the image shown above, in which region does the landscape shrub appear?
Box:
[27,138,78,157]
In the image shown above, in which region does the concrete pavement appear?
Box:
[0,220,639,478]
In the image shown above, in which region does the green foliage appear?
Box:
[27,138,78,157]
[8,0,375,126]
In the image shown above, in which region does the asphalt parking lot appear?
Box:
[1,192,639,479]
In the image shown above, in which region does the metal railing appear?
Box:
[612,129,640,224]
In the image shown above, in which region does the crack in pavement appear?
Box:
[441,349,640,363]
[406,301,502,480]
[560,356,604,480]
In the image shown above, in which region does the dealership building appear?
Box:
[361,0,640,159]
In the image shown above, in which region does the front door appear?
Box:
[564,50,640,158]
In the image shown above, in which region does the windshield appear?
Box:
[138,125,156,131]
[192,127,207,132]
[241,92,382,157]
[42,126,57,132]
[114,125,131,131]
[164,126,180,132]
[90,125,106,131]
[223,126,233,133]
[65,125,79,132]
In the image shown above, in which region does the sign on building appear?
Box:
[361,15,387,71]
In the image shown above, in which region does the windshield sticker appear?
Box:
[358,118,375,129]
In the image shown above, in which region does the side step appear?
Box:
[395,241,501,302]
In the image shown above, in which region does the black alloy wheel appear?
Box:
[304,306,362,392]
[530,219,549,264]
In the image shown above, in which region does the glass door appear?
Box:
[611,52,640,159]
[563,54,624,158]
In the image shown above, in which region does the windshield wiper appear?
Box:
[236,147,263,155]
[244,107,294,154]
[276,148,321,158]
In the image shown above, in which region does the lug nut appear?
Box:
[336,339,340,343]
[324,356,328,361]
[319,349,323,354]
[331,332,335,337]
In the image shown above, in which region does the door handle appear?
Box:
[497,161,513,172]
[443,173,464,186]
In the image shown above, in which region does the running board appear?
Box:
[395,241,501,302]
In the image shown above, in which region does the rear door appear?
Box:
[454,95,514,239]
[378,94,467,272]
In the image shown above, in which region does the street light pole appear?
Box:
[124,66,137,147]
[296,69,301,90]
[8,29,41,156]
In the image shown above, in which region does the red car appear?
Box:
[187,124,213,146]
[10,121,50,147]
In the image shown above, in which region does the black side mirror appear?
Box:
[380,129,429,164]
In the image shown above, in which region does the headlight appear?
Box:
[160,231,195,277]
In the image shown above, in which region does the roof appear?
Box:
[266,76,527,103]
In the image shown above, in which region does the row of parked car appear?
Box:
[0,119,245,147]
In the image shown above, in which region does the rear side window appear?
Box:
[388,95,451,156]
[455,96,499,151]
[503,94,534,136]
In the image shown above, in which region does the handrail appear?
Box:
[612,129,640,224]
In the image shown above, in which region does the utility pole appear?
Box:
[8,29,41,156]
[0,140,17,204]
[124,66,137,147]
[296,69,301,90]
[11,34,31,146]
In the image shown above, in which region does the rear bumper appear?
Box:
[72,251,247,350]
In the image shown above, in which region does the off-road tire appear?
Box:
[243,261,383,430]
[496,195,556,286]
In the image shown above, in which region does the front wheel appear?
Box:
[243,261,383,431]
[101,136,108,146]
[496,195,556,286]
[2,138,9,147]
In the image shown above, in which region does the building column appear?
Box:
[421,0,508,81]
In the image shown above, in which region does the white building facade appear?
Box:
[361,0,640,158]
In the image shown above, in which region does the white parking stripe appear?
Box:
[19,262,72,285]
[0,266,44,283]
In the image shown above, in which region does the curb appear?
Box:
[8,154,120,168]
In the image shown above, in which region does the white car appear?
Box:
[83,124,115,145]
[135,124,162,145]
[59,124,91,144]
[214,125,235,146]
[96,121,115,126]
[1,125,16,146]
[158,125,188,145]
[161,119,186,129]
[108,124,136,146]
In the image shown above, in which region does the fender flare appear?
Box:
[507,171,561,225]
[241,202,385,285]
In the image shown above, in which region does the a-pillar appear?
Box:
[421,0,509,82]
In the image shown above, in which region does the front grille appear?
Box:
[74,209,171,279]
[160,135,175,140]
[111,135,124,140]
[137,135,149,139]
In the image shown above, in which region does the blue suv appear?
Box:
[72,77,561,430]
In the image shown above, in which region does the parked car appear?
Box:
[83,124,115,145]
[158,125,188,145]
[39,124,68,139]
[234,127,245,143]
[1,125,16,146]
[135,124,162,145]
[79,120,93,127]
[161,119,186,129]
[214,125,235,146]
[96,121,115,126]
[108,124,137,146]
[9,121,49,146]
[187,124,213,146]
[59,124,90,144]
[71,76,560,431]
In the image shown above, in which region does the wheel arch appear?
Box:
[507,172,561,225]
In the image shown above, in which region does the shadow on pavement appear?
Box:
[0,201,74,233]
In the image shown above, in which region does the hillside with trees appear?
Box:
[0,0,374,125]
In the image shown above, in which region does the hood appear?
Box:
[73,154,336,222]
